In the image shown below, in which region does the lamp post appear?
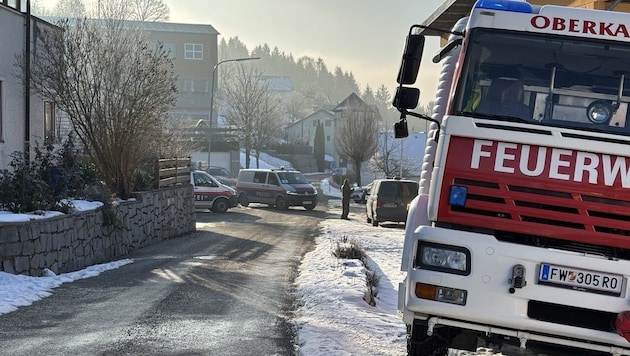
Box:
[207,57,260,167]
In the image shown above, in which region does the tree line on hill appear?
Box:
[219,36,434,132]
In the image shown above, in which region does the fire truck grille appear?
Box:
[528,300,617,333]
[442,178,630,252]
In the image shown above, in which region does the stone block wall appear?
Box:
[0,185,195,276]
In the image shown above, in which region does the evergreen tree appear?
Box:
[362,84,376,106]
[314,121,326,172]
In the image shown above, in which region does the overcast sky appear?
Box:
[164,0,446,104]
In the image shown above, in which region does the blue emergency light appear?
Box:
[474,0,533,13]
[449,185,468,207]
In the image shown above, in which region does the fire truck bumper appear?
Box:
[400,225,630,354]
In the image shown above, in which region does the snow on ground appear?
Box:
[0,172,508,355]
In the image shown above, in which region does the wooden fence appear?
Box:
[156,157,191,188]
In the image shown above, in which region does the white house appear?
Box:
[0,3,60,170]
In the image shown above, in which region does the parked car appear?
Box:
[350,183,371,204]
[236,167,318,210]
[205,166,237,187]
[191,170,237,213]
[365,178,418,227]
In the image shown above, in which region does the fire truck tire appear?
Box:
[406,322,448,356]
[211,198,229,213]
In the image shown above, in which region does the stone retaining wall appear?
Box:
[0,185,195,276]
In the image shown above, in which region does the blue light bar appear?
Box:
[449,186,468,207]
[474,0,533,13]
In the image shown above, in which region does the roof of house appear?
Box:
[40,17,219,35]
[333,92,373,112]
[136,21,219,35]
[286,109,335,129]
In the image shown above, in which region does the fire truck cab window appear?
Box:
[476,78,531,121]
[455,29,630,135]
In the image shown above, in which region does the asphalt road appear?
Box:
[0,200,327,356]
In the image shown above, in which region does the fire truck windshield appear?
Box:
[455,28,630,135]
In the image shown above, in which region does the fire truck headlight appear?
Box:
[416,242,471,275]
[587,100,612,124]
[449,185,467,207]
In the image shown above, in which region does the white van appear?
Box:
[236,168,318,210]
[191,170,237,213]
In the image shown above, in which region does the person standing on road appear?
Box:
[341,179,351,219]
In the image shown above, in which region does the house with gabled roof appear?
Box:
[286,92,381,171]
[286,108,335,150]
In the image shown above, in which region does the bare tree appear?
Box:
[128,0,170,22]
[53,0,87,18]
[370,132,402,178]
[31,0,53,17]
[40,0,169,22]
[220,65,283,169]
[335,107,379,185]
[369,132,421,178]
[21,17,177,198]
[284,92,308,124]
[251,93,283,168]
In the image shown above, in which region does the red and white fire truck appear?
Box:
[394,0,630,355]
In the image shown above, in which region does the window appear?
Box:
[152,42,176,59]
[193,79,209,93]
[44,101,56,143]
[325,120,331,127]
[253,171,268,183]
[162,42,176,59]
[268,174,279,186]
[180,78,209,92]
[181,79,193,92]
[326,135,330,141]
[184,43,203,60]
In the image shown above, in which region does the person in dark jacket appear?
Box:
[341,179,351,219]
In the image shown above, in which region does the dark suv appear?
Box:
[365,178,418,227]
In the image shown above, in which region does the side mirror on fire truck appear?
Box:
[396,33,425,85]
[393,86,420,110]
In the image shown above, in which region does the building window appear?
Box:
[325,120,331,127]
[152,42,176,59]
[180,79,193,93]
[179,78,209,93]
[184,43,203,60]
[326,135,330,141]
[162,42,176,59]
[44,101,56,143]
[193,79,209,93]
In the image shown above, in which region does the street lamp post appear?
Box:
[207,57,260,167]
